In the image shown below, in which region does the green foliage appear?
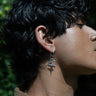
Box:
[0,0,17,96]
[0,0,13,31]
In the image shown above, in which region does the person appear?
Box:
[3,0,96,96]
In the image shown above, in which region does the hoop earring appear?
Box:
[48,50,56,72]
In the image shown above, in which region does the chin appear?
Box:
[72,64,96,75]
[79,68,96,75]
[78,60,96,75]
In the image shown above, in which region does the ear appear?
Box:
[35,25,55,53]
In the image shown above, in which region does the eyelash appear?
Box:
[77,24,84,29]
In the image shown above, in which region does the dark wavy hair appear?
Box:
[4,0,88,91]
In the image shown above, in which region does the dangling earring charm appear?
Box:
[48,50,56,71]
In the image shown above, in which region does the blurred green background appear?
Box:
[0,0,96,96]
[0,0,16,96]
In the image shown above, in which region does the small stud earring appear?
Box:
[48,50,56,72]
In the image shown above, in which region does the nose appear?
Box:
[90,29,96,41]
[90,35,96,41]
[87,25,96,41]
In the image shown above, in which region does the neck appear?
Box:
[28,62,78,96]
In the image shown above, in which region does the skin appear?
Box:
[55,24,96,75]
[27,22,96,96]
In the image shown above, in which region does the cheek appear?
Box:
[55,31,89,68]
[54,26,96,74]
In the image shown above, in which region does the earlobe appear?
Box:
[35,25,55,53]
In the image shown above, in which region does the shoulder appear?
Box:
[14,87,29,96]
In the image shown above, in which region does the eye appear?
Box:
[76,24,84,29]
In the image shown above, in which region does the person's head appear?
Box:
[4,0,96,91]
